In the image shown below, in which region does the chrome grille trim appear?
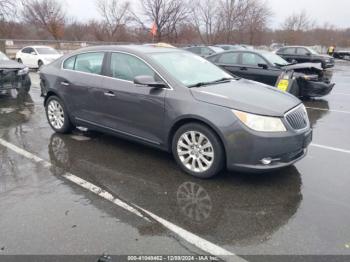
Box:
[284,104,309,131]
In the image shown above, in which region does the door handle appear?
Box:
[104,91,116,97]
[61,81,70,86]
[240,67,247,71]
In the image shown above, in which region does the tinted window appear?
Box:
[296,48,309,55]
[63,56,76,70]
[280,48,295,55]
[187,47,200,54]
[241,53,265,66]
[110,53,155,81]
[22,48,31,54]
[218,52,239,64]
[75,52,104,75]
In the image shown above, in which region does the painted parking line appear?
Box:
[306,107,350,114]
[0,138,244,261]
[311,143,350,154]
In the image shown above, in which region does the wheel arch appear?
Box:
[167,116,227,162]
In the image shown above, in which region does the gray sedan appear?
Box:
[40,45,312,178]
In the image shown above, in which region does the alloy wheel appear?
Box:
[47,100,65,130]
[177,131,214,173]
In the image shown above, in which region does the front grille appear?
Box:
[285,105,309,130]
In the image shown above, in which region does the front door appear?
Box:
[95,52,167,145]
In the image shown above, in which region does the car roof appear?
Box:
[22,45,56,49]
[70,45,183,56]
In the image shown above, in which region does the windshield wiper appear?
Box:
[188,77,234,88]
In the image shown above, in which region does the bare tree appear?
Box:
[245,0,272,45]
[282,10,315,31]
[219,0,250,43]
[0,0,16,21]
[96,0,131,41]
[189,0,220,44]
[137,0,189,42]
[21,0,66,40]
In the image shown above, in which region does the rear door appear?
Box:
[277,47,296,62]
[59,52,107,124]
[295,47,311,63]
[214,52,241,77]
[95,52,167,145]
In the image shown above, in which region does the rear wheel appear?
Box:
[172,123,225,179]
[45,96,73,134]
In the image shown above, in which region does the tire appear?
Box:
[172,123,225,179]
[45,96,73,134]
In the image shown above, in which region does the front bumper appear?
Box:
[300,81,335,97]
[224,123,312,173]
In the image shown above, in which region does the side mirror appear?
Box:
[134,75,167,88]
[258,63,268,69]
[31,52,37,55]
[291,59,298,64]
[306,52,311,56]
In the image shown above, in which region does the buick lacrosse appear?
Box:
[40,45,312,178]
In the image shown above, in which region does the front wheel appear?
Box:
[172,123,225,179]
[45,96,73,134]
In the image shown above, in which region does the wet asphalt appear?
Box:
[0,62,350,260]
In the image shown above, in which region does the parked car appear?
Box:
[16,46,62,69]
[40,45,312,178]
[215,45,245,51]
[207,50,335,98]
[0,51,31,94]
[183,45,224,57]
[276,46,335,69]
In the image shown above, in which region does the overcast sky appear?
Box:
[66,0,350,29]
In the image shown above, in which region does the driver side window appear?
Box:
[110,53,156,82]
[241,53,265,66]
[296,48,309,55]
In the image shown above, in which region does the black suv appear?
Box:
[276,46,335,69]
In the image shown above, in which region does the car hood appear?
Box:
[282,62,323,71]
[0,60,26,70]
[190,79,301,117]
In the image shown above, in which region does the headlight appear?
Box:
[233,110,287,132]
[17,67,29,76]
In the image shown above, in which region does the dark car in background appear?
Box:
[276,46,335,69]
[207,50,335,98]
[183,45,224,57]
[0,51,31,94]
[215,44,245,51]
[40,45,312,178]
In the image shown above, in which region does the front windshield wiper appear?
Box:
[188,77,234,88]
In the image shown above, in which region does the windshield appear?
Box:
[307,47,319,55]
[151,52,233,87]
[262,52,289,66]
[36,48,59,55]
[0,52,10,61]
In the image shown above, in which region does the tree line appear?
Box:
[0,0,349,47]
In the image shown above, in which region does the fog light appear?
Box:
[261,158,272,165]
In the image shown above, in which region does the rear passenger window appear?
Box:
[63,56,76,70]
[75,52,104,75]
[218,52,239,64]
[281,48,295,55]
[110,53,155,81]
